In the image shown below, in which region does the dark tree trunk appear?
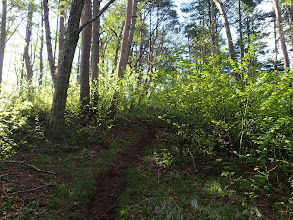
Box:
[46,0,85,140]
[0,0,7,92]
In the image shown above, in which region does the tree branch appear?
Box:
[4,160,57,175]
[78,0,117,34]
[11,183,54,195]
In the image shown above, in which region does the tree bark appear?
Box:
[213,0,239,79]
[91,0,100,82]
[80,0,92,107]
[118,0,133,78]
[274,0,290,70]
[210,0,217,56]
[40,13,44,86]
[239,0,244,59]
[127,0,138,60]
[288,5,293,47]
[43,0,57,83]
[24,6,34,83]
[46,0,115,140]
[58,0,66,67]
[46,0,85,140]
[0,0,7,92]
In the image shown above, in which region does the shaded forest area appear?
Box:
[0,0,292,219]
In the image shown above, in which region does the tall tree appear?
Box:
[213,0,236,61]
[24,2,34,83]
[0,0,7,92]
[274,0,290,70]
[43,0,57,83]
[46,0,117,140]
[91,0,100,82]
[58,0,66,67]
[80,0,92,107]
[118,0,134,78]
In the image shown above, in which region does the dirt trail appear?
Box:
[84,122,156,220]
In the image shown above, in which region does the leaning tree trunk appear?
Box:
[91,0,100,82]
[43,0,57,83]
[213,0,239,79]
[46,0,117,140]
[274,0,290,70]
[127,0,138,61]
[0,0,7,92]
[118,0,133,78]
[80,0,92,107]
[46,0,85,140]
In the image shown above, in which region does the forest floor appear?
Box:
[0,117,291,219]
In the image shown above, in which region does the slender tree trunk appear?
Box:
[0,0,7,92]
[210,0,217,56]
[58,0,66,67]
[24,8,34,83]
[213,0,239,79]
[274,0,290,70]
[80,0,92,107]
[46,0,85,140]
[43,0,57,83]
[112,21,125,75]
[127,0,138,60]
[239,0,244,59]
[118,0,133,78]
[91,0,100,82]
[288,5,293,47]
[40,14,44,86]
[274,13,278,71]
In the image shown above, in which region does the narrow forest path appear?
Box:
[84,121,157,220]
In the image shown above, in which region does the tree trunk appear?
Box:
[43,0,57,83]
[46,0,85,140]
[274,0,290,70]
[24,7,34,83]
[210,0,217,56]
[91,0,100,82]
[127,0,138,61]
[118,0,133,78]
[213,0,239,79]
[288,5,293,47]
[274,13,278,71]
[0,0,7,92]
[112,21,125,75]
[40,14,44,86]
[58,0,66,67]
[80,0,92,107]
[239,0,244,59]
[46,0,116,140]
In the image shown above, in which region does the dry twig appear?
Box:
[4,160,57,175]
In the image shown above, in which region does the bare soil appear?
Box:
[83,122,156,220]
